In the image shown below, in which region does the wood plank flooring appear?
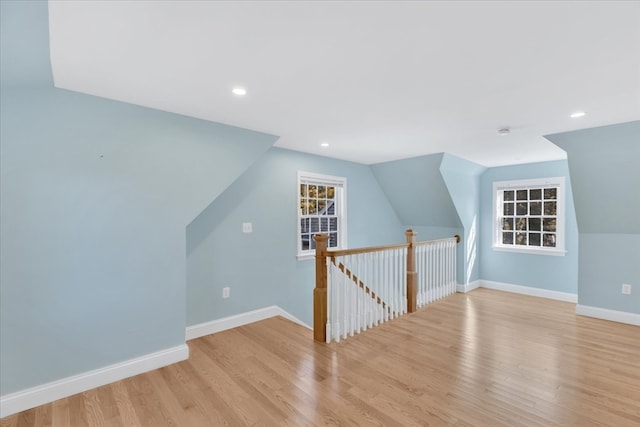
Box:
[2,289,639,426]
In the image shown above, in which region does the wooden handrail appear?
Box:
[414,235,461,246]
[326,242,409,257]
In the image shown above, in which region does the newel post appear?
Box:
[406,229,417,313]
[313,234,329,342]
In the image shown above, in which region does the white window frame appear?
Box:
[493,177,566,256]
[297,171,347,260]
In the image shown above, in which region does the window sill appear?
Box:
[296,253,316,261]
[492,245,567,257]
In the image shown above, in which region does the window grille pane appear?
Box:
[320,218,328,232]
[300,200,307,215]
[504,203,514,215]
[543,218,556,232]
[318,186,326,198]
[529,233,541,246]
[530,189,542,200]
[502,232,513,245]
[516,202,528,215]
[310,218,320,233]
[329,217,337,231]
[318,200,326,214]
[300,184,307,198]
[544,201,556,216]
[327,187,335,199]
[300,218,309,233]
[301,235,310,250]
[543,233,556,247]
[515,217,527,230]
[544,188,557,199]
[308,185,317,197]
[502,218,513,230]
[515,232,527,245]
[327,201,335,215]
[530,202,542,216]
[528,218,541,231]
[329,232,338,248]
[503,190,514,201]
[516,190,528,200]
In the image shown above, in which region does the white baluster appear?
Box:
[326,259,332,343]
[417,246,422,307]
[350,255,355,337]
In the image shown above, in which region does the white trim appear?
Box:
[576,305,640,326]
[491,245,567,256]
[479,280,577,303]
[297,170,346,186]
[0,344,188,418]
[456,280,481,293]
[186,305,312,341]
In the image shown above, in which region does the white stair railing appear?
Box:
[313,231,460,343]
[416,237,458,308]
[326,247,407,343]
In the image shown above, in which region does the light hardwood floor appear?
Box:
[2,289,639,426]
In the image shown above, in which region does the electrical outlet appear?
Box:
[242,222,252,233]
[621,284,631,295]
[222,287,230,299]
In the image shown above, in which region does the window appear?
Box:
[297,171,346,259]
[493,177,566,256]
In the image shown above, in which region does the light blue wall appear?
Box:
[546,122,640,234]
[578,235,640,313]
[370,153,461,228]
[479,160,579,294]
[547,121,640,313]
[0,0,52,87]
[440,154,486,284]
[0,88,276,395]
[187,148,406,326]
[0,1,277,395]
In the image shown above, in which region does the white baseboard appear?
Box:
[456,280,481,293]
[0,344,188,419]
[186,305,311,341]
[479,280,578,303]
[576,305,640,326]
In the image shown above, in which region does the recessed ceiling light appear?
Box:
[570,111,586,118]
[232,87,247,96]
[497,127,511,136]
[320,142,329,147]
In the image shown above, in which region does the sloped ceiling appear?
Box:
[546,121,640,234]
[48,1,640,167]
[371,153,460,228]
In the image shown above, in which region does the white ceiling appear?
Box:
[48,1,640,167]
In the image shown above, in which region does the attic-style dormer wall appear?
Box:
[547,121,640,318]
[439,154,486,285]
[371,153,467,282]
[370,153,462,230]
[0,0,276,403]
